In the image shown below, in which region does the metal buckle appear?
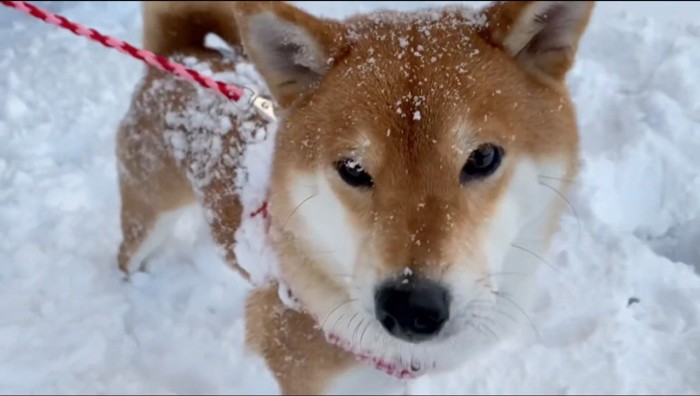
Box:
[252,96,277,122]
[231,86,277,143]
[235,86,276,122]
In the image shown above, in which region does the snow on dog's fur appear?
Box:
[116,1,594,394]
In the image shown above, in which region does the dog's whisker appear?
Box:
[510,243,561,276]
[512,236,550,244]
[331,312,347,336]
[492,291,541,340]
[470,313,497,326]
[282,193,318,231]
[538,174,578,184]
[468,315,501,342]
[537,180,582,244]
[469,304,519,325]
[255,197,319,258]
[321,299,356,330]
[465,297,518,325]
[482,323,500,342]
[359,320,372,349]
[466,322,491,342]
[346,312,360,331]
[476,271,531,283]
[352,318,365,345]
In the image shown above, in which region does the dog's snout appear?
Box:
[374,277,450,343]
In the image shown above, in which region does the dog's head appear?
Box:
[237,1,594,378]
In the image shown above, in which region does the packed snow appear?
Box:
[1,1,700,394]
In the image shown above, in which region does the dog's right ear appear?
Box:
[478,1,595,83]
[235,2,348,108]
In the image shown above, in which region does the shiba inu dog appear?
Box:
[115,1,594,394]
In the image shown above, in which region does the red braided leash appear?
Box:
[2,0,274,222]
[1,0,246,102]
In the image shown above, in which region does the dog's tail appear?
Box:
[142,1,241,56]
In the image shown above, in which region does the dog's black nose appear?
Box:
[374,277,450,343]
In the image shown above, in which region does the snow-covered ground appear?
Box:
[2,1,700,394]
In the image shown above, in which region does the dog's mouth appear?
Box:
[279,283,422,378]
[325,332,433,379]
[279,283,424,378]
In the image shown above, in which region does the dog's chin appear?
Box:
[320,309,488,380]
[323,327,444,380]
[325,332,426,379]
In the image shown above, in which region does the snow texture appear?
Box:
[1,1,700,394]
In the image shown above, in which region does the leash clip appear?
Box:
[252,96,277,122]
[235,87,276,143]
[237,86,277,123]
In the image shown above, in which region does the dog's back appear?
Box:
[115,1,268,280]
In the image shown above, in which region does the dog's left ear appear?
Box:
[479,1,595,82]
[235,2,348,108]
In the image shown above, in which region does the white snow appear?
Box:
[1,1,700,394]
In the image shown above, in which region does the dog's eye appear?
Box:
[460,144,504,184]
[336,159,374,188]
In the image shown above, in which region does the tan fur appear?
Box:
[245,286,356,395]
[117,1,594,394]
[142,1,241,56]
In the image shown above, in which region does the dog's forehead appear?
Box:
[344,7,487,40]
[343,7,489,77]
[333,8,512,158]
